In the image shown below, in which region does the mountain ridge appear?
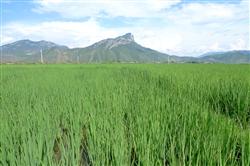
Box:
[1,33,250,64]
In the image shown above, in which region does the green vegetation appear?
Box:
[0,64,249,165]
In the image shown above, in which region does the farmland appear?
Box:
[0,64,249,165]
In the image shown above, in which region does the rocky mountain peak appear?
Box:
[90,33,135,49]
[117,33,134,42]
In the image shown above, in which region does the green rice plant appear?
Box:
[0,64,249,165]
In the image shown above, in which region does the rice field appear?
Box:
[0,64,249,166]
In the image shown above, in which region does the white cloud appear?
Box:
[230,38,249,50]
[167,1,248,25]
[33,0,181,18]
[1,36,14,44]
[2,19,122,48]
[167,3,233,24]
[2,0,249,56]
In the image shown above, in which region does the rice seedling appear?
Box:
[0,64,249,165]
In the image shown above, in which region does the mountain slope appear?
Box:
[1,40,68,63]
[200,50,250,63]
[72,33,171,63]
[1,34,250,63]
[1,33,174,63]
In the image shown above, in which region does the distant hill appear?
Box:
[1,39,68,63]
[200,50,250,64]
[1,34,249,64]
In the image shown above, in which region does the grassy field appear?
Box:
[0,64,249,166]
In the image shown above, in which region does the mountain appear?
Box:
[200,50,250,64]
[72,33,172,63]
[1,34,174,63]
[1,34,250,64]
[1,39,68,63]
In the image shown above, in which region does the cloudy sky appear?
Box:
[1,0,249,56]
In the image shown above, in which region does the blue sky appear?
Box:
[1,0,249,56]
